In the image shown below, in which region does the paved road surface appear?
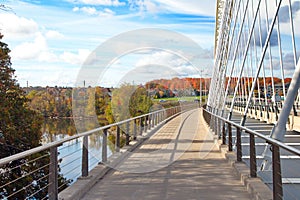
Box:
[82,109,252,200]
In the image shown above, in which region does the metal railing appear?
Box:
[0,103,199,200]
[203,108,300,200]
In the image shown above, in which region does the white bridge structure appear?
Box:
[207,0,300,199]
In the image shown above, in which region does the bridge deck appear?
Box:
[81,109,252,200]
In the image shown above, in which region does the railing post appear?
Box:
[215,116,218,135]
[144,116,148,132]
[102,129,107,162]
[48,146,58,200]
[275,105,279,121]
[236,127,242,162]
[272,144,283,200]
[158,112,161,124]
[210,115,214,131]
[218,118,222,139]
[148,114,152,130]
[152,113,155,128]
[116,126,120,152]
[293,104,297,116]
[222,122,226,145]
[139,118,143,135]
[126,121,130,145]
[249,132,257,177]
[214,116,218,135]
[228,123,232,152]
[133,119,137,140]
[82,135,88,177]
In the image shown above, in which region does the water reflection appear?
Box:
[41,118,77,144]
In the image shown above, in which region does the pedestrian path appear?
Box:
[82,108,252,200]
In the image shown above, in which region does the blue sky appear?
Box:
[0,0,216,87]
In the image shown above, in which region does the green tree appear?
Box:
[0,33,42,156]
[111,84,132,122]
[105,102,114,124]
[111,84,153,122]
[129,86,153,117]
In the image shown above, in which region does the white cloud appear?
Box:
[73,6,80,12]
[38,51,59,62]
[15,65,79,87]
[129,0,215,17]
[46,30,65,39]
[60,49,91,65]
[134,49,213,79]
[68,0,125,6]
[73,6,98,15]
[11,32,90,64]
[128,0,160,15]
[73,6,115,17]
[155,0,215,16]
[135,51,195,73]
[99,8,115,17]
[81,6,98,15]
[11,33,59,62]
[11,33,48,60]
[144,0,159,14]
[0,13,39,38]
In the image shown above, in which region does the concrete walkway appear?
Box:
[82,108,252,200]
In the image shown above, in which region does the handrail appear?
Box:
[204,109,300,156]
[0,104,195,166]
[203,108,300,199]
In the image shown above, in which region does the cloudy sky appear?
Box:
[0,0,216,87]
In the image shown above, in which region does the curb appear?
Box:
[217,140,272,200]
[202,109,272,200]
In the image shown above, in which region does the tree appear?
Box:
[0,33,70,199]
[129,86,153,117]
[111,84,153,122]
[0,33,42,156]
[111,84,135,122]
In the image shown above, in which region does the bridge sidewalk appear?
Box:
[81,108,252,200]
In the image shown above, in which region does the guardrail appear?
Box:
[226,101,300,116]
[225,102,300,132]
[203,108,300,200]
[0,103,199,200]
